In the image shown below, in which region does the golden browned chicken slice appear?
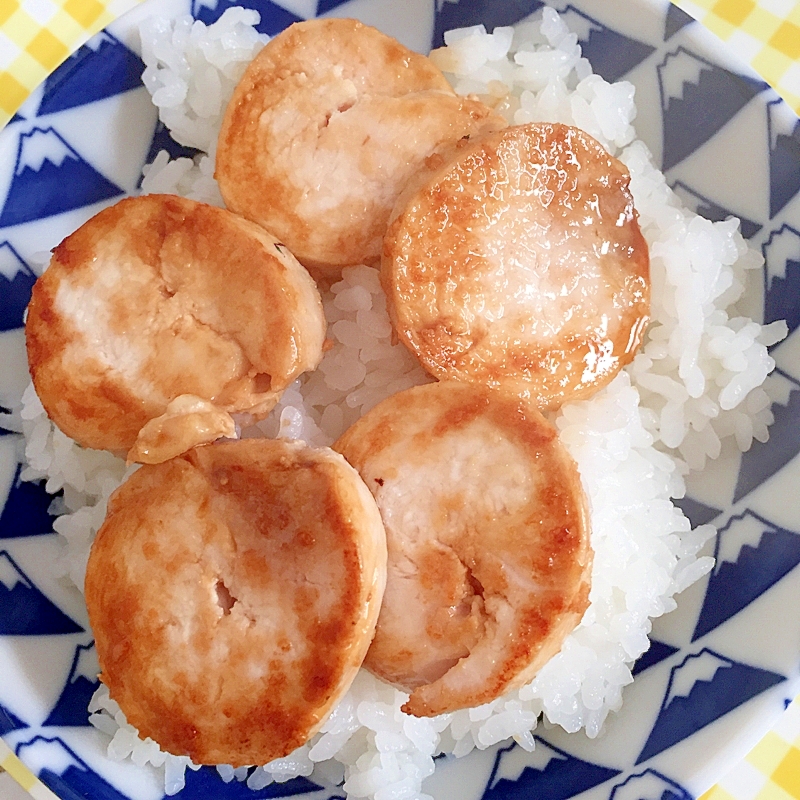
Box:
[26,194,325,459]
[84,438,387,767]
[382,122,650,409]
[215,17,506,275]
[335,381,592,717]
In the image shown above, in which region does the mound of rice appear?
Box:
[11,6,788,799]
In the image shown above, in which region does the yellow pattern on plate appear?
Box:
[701,696,800,800]
[673,0,800,115]
[0,1,799,799]
[0,0,141,125]
[0,738,58,799]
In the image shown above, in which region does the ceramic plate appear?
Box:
[1,1,800,799]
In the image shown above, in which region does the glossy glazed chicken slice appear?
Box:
[382,122,650,409]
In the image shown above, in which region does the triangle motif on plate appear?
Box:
[767,99,800,220]
[733,370,800,503]
[316,0,355,13]
[0,127,124,229]
[672,495,722,529]
[609,769,692,800]
[171,768,328,798]
[37,32,145,117]
[0,702,28,735]
[671,180,762,239]
[432,0,545,48]
[658,46,768,171]
[692,509,800,640]
[17,737,133,800]
[192,0,303,35]
[631,639,680,677]
[663,4,694,40]
[141,120,202,188]
[43,642,100,728]
[0,406,16,436]
[559,5,656,83]
[763,224,800,336]
[0,241,36,332]
[636,648,785,763]
[481,739,620,800]
[0,551,84,635]
[0,465,58,540]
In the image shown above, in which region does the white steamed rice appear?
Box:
[9,6,789,799]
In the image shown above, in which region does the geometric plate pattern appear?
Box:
[140,121,201,184]
[0,705,28,737]
[482,740,621,800]
[664,5,693,40]
[632,639,681,677]
[657,47,768,171]
[432,1,545,49]
[0,465,58,540]
[672,495,722,528]
[610,769,692,800]
[1,2,800,800]
[558,6,656,84]
[42,643,100,728]
[693,510,800,641]
[636,649,786,763]
[16,737,133,800]
[767,100,800,220]
[733,371,800,503]
[0,242,37,332]
[192,0,302,34]
[0,551,83,635]
[0,127,125,229]
[173,771,326,798]
[763,226,800,335]
[671,181,762,239]
[37,32,144,117]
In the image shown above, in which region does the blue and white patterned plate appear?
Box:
[1,1,800,799]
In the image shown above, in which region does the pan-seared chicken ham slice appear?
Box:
[25,194,325,461]
[382,122,650,409]
[84,439,387,766]
[335,381,592,717]
[216,17,506,275]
